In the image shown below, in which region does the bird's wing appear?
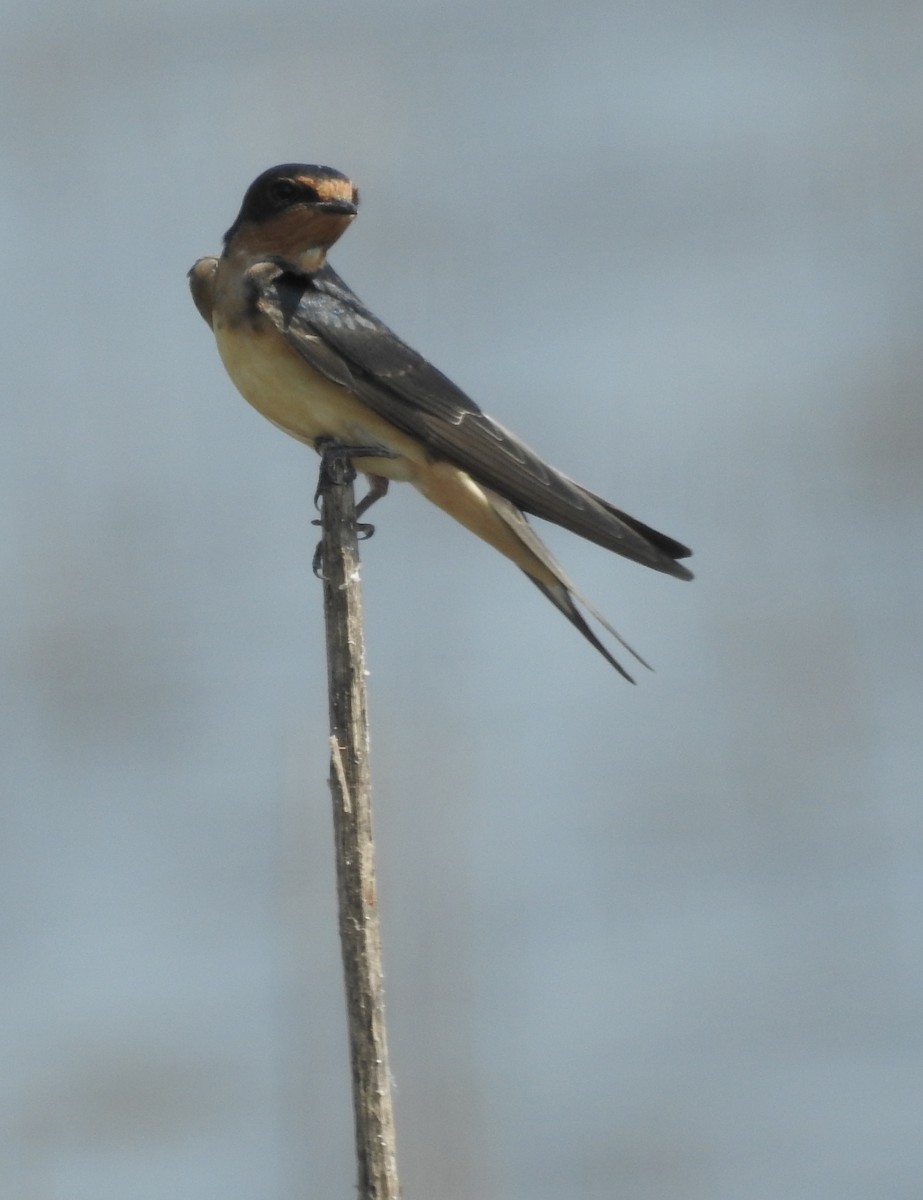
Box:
[253,261,692,578]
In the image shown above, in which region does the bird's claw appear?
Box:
[312,440,394,570]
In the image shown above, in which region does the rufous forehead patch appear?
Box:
[296,174,356,203]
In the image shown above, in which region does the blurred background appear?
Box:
[2,1,922,1197]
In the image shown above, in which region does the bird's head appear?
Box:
[222,163,359,271]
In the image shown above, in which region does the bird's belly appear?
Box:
[213,321,424,481]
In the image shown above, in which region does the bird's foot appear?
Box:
[312,442,394,574]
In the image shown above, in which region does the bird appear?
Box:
[189,163,692,679]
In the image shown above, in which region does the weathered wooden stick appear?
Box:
[316,451,401,1200]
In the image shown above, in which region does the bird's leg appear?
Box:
[312,440,396,576]
[354,474,390,537]
[313,439,396,510]
[314,438,356,507]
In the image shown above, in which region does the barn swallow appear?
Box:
[189,164,692,679]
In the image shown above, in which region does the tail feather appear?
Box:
[486,488,651,679]
[525,575,642,683]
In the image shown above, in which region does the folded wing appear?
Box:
[254,261,693,580]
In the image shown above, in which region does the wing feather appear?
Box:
[254,261,692,579]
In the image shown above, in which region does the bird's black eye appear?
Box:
[266,178,317,207]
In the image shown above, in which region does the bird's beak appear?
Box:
[315,199,358,217]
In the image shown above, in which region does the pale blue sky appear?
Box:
[3,3,922,1197]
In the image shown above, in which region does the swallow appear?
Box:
[189,164,692,679]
